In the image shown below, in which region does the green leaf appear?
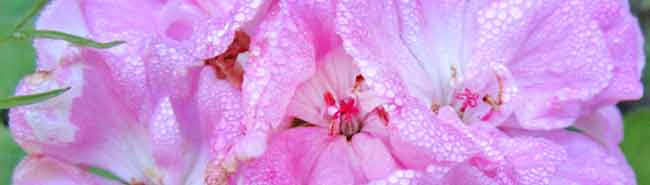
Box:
[15,30,125,49]
[12,0,49,31]
[621,108,650,185]
[0,126,25,185]
[0,0,36,99]
[0,87,70,109]
[88,167,126,183]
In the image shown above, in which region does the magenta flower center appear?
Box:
[322,75,389,140]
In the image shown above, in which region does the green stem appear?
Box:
[20,30,125,49]
[0,87,70,109]
[13,0,50,31]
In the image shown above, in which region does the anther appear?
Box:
[352,74,365,93]
[323,91,336,106]
[480,75,505,121]
[450,65,458,85]
[376,106,390,126]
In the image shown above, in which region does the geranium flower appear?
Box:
[334,0,642,184]
[231,1,532,184]
[8,0,315,184]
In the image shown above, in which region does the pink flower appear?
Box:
[7,0,642,184]
[225,0,641,184]
[332,0,641,184]
[9,0,314,184]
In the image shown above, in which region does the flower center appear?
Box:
[322,75,389,140]
[204,30,250,89]
[431,66,505,122]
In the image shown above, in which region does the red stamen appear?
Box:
[455,88,479,113]
[480,108,495,121]
[204,30,251,89]
[376,106,390,126]
[352,74,365,92]
[328,120,338,136]
[323,91,336,106]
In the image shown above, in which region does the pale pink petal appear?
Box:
[584,0,645,108]
[9,50,158,183]
[497,137,566,185]
[34,0,90,70]
[12,156,122,185]
[9,48,204,184]
[425,128,566,185]
[196,67,246,185]
[436,164,499,185]
[66,0,206,117]
[575,105,624,151]
[505,129,636,185]
[235,128,331,185]
[81,0,206,42]
[238,3,316,158]
[189,0,272,59]
[392,0,490,105]
[308,138,358,185]
[350,134,399,181]
[367,170,432,185]
[469,0,631,129]
[336,1,480,170]
[282,0,339,57]
[286,47,360,127]
[388,105,478,170]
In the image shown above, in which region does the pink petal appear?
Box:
[81,0,206,42]
[336,1,480,169]
[286,47,361,127]
[235,128,330,185]
[436,164,499,185]
[189,0,271,59]
[12,156,122,185]
[196,67,246,185]
[584,0,645,108]
[34,0,89,70]
[9,48,202,184]
[350,134,399,181]
[367,170,431,185]
[388,105,479,170]
[497,137,567,185]
[574,105,624,151]
[468,0,641,129]
[282,0,339,57]
[239,3,316,156]
[308,138,359,185]
[9,51,156,183]
[506,129,636,185]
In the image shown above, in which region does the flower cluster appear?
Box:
[8,0,644,185]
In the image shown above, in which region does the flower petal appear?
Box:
[574,105,624,151]
[196,67,246,185]
[34,0,90,70]
[238,3,316,158]
[9,50,163,183]
[12,156,122,185]
[235,128,330,185]
[336,1,480,170]
[584,0,645,108]
[350,134,399,181]
[470,0,625,129]
[506,129,636,185]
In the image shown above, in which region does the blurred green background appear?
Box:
[0,0,649,184]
